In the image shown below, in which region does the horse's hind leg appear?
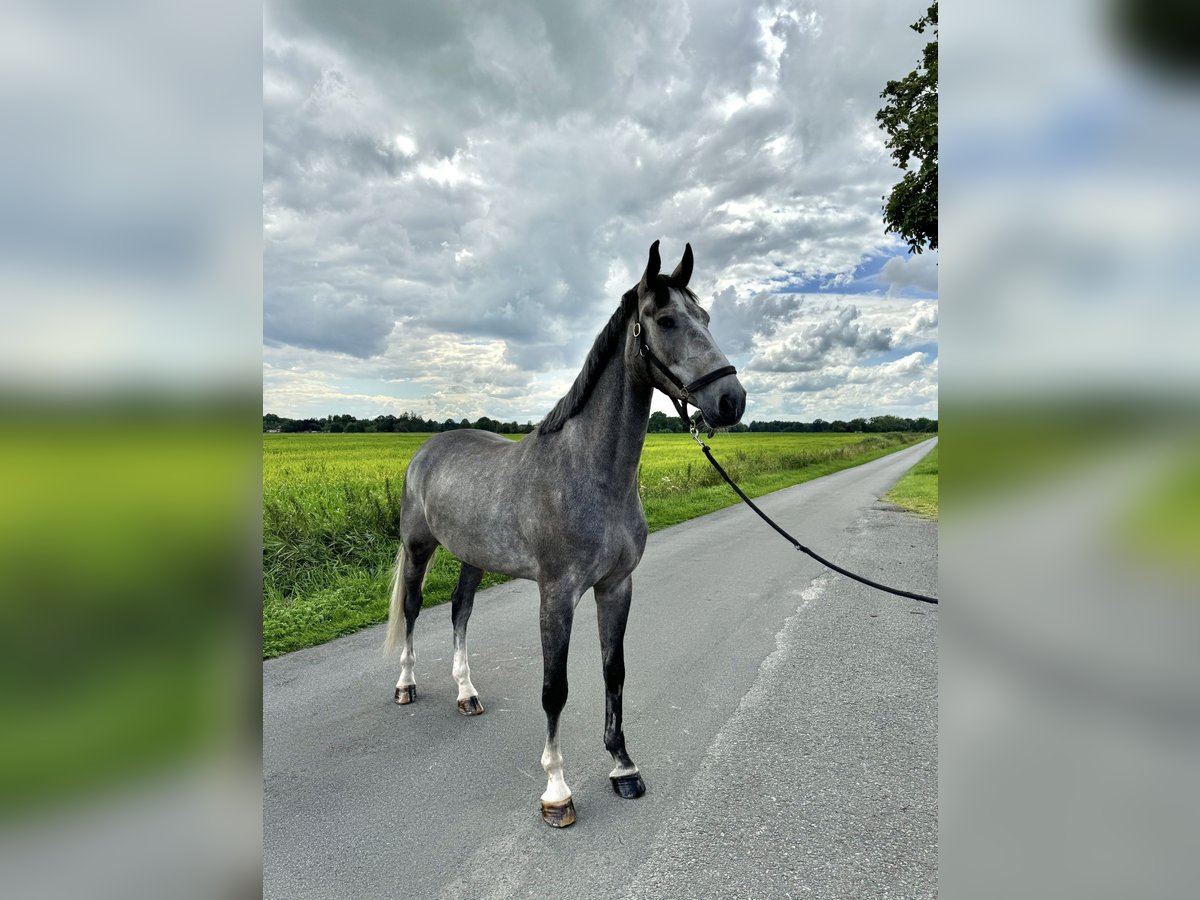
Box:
[595,576,645,799]
[537,579,581,827]
[390,540,436,705]
[451,563,485,715]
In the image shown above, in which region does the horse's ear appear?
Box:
[638,240,661,295]
[670,242,693,288]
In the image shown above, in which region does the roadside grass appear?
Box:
[1120,441,1200,575]
[263,431,928,657]
[937,402,1175,506]
[938,402,1198,574]
[884,444,939,518]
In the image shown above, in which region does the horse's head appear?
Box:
[629,241,747,429]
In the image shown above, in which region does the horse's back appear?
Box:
[403,430,537,577]
[412,427,511,457]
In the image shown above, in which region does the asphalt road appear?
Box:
[264,438,938,900]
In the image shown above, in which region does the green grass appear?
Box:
[1120,442,1200,575]
[885,444,939,518]
[263,431,927,657]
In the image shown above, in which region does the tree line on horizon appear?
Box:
[648,411,936,434]
[264,411,937,435]
[263,412,536,434]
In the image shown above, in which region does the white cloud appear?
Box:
[717,295,938,421]
[880,252,938,294]
[892,300,939,347]
[749,304,893,373]
[742,351,938,421]
[263,0,938,420]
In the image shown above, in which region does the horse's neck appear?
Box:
[566,343,651,490]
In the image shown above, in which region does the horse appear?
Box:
[384,240,746,827]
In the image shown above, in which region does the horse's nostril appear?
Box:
[719,393,735,420]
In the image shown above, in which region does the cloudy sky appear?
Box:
[263,0,938,424]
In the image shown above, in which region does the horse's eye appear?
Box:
[657,316,676,329]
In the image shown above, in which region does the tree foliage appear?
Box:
[876,2,938,254]
[747,416,936,434]
[264,411,936,435]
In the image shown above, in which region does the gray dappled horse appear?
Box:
[384,241,746,827]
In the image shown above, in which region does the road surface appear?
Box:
[264,438,938,899]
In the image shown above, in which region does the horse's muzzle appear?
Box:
[698,378,746,428]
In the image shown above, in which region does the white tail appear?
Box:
[384,546,433,653]
[384,546,408,654]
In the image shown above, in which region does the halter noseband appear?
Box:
[632,317,738,440]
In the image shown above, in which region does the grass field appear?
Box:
[885,444,939,518]
[263,431,927,657]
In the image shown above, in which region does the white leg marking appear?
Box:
[452,640,478,702]
[395,632,416,689]
[540,736,571,804]
[608,762,639,778]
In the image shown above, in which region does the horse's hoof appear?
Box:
[539,797,577,828]
[610,772,646,799]
[394,685,416,705]
[456,696,484,716]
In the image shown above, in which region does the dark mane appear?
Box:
[538,276,698,434]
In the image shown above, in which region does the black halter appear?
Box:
[632,317,737,437]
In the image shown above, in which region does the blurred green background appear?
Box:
[0,400,259,814]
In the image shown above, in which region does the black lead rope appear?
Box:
[695,435,939,605]
[636,322,938,606]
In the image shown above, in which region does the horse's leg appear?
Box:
[595,576,645,799]
[450,563,485,716]
[393,541,436,705]
[537,580,580,827]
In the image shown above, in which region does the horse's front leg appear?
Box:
[595,575,645,799]
[537,579,581,827]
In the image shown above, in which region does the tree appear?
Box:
[876,2,937,254]
[868,414,905,433]
[647,410,684,433]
